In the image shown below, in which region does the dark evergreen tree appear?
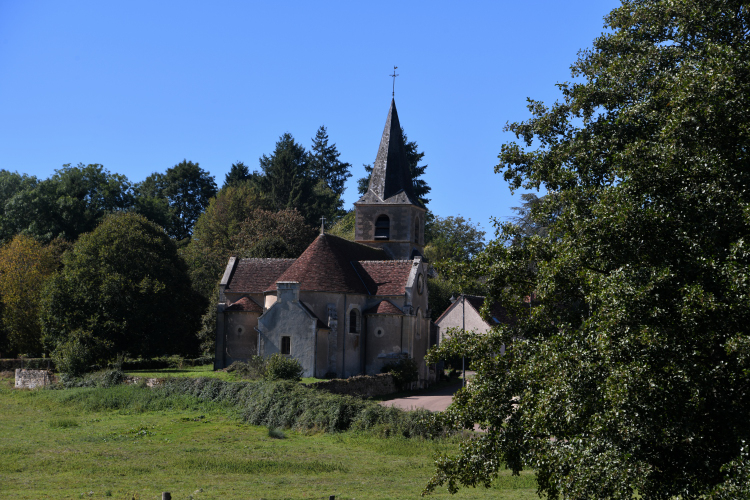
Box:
[222,161,251,188]
[308,125,352,201]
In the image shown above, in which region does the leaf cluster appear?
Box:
[427,1,750,498]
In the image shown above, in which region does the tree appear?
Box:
[41,213,204,373]
[426,2,750,498]
[1,164,134,243]
[254,133,342,226]
[309,126,352,200]
[181,182,272,299]
[424,215,486,264]
[0,235,58,356]
[222,161,252,189]
[231,208,317,260]
[357,127,431,206]
[137,160,217,241]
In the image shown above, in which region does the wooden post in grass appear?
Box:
[162,493,171,500]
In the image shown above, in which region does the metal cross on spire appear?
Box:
[390,66,399,97]
[320,216,326,235]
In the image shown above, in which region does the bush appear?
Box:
[264,353,303,381]
[54,369,125,389]
[156,377,449,438]
[381,357,418,390]
[226,356,267,380]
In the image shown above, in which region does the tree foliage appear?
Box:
[357,127,431,206]
[41,213,204,373]
[0,164,134,244]
[253,132,346,227]
[231,208,317,260]
[137,160,217,241]
[426,1,750,498]
[424,215,486,264]
[0,235,59,356]
[182,183,272,299]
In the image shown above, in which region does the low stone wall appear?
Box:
[307,373,397,398]
[123,376,163,388]
[15,369,54,389]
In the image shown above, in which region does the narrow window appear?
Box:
[281,336,291,355]
[374,215,390,240]
[349,309,359,333]
[414,218,419,243]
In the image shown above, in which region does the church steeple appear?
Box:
[354,99,427,261]
[357,99,422,207]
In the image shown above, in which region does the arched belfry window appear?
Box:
[375,215,390,240]
[414,218,420,243]
[349,309,360,333]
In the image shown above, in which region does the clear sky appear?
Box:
[0,0,621,238]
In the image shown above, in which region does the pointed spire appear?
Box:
[363,99,419,205]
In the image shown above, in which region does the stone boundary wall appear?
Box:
[15,369,55,389]
[307,373,397,398]
[123,376,163,388]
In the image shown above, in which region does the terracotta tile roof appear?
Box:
[364,300,404,316]
[357,261,413,295]
[266,234,390,294]
[224,258,295,294]
[225,296,263,313]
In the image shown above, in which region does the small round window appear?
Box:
[237,327,243,334]
[375,328,384,338]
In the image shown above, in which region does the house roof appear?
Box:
[364,300,404,316]
[435,294,513,326]
[266,234,389,294]
[355,99,423,207]
[357,260,414,295]
[223,234,417,297]
[224,258,295,294]
[225,296,263,313]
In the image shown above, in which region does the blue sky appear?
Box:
[0,0,621,237]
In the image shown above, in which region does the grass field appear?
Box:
[0,374,538,500]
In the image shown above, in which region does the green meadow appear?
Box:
[0,373,538,500]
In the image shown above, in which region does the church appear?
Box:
[214,99,435,386]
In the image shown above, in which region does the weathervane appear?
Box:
[390,66,399,97]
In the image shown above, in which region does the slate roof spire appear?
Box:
[357,99,422,207]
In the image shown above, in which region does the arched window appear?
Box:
[349,309,360,333]
[414,218,420,243]
[374,215,390,240]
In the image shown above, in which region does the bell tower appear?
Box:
[354,99,426,260]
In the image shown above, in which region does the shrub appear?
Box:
[264,353,303,381]
[381,357,418,390]
[226,356,267,380]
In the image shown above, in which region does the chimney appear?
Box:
[276,281,300,303]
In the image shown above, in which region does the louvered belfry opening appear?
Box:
[374,215,390,240]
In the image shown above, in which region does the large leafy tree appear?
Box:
[424,215,486,264]
[0,235,58,356]
[137,160,217,241]
[41,213,204,374]
[0,164,134,244]
[427,1,750,498]
[181,182,272,299]
[357,127,431,206]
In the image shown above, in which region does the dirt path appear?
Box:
[378,379,464,412]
